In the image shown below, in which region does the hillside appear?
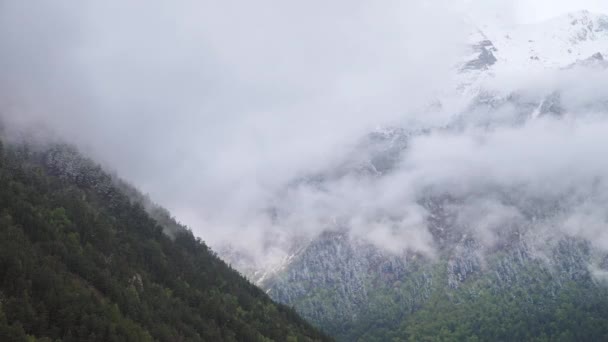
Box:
[217,11,608,341]
[0,137,331,342]
[266,231,608,341]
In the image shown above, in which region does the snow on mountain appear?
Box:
[209,10,608,341]
[468,10,608,72]
[222,10,608,287]
[455,11,608,103]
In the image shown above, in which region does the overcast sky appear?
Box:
[465,0,608,25]
[0,0,467,239]
[516,0,608,23]
[2,1,608,259]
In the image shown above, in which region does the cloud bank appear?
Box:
[2,1,608,269]
[0,1,466,236]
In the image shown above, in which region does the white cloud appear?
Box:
[3,0,608,268]
[463,0,608,25]
[0,0,468,242]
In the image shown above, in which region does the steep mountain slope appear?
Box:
[459,11,608,106]
[485,10,608,70]
[0,137,331,342]
[266,231,608,340]
[220,11,608,341]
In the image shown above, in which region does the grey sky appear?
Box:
[516,0,608,23]
[0,0,467,238]
[2,1,608,260]
[464,0,608,25]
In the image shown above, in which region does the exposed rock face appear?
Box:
[462,39,498,71]
[538,91,564,117]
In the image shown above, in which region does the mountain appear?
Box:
[219,11,608,341]
[0,137,331,342]
[465,10,608,72]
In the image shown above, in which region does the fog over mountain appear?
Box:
[3,1,608,278]
[0,0,467,242]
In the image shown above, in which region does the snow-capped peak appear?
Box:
[464,10,608,73]
[454,10,608,102]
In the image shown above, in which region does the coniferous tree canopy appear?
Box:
[0,138,331,342]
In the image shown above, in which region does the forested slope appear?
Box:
[0,138,331,342]
[267,232,608,341]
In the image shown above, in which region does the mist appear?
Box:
[2,1,608,271]
[0,1,466,235]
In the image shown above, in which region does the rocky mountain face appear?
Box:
[221,11,608,341]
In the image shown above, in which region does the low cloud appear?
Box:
[2,1,608,270]
[242,63,608,262]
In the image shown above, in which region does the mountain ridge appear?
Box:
[218,10,608,341]
[0,137,331,341]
